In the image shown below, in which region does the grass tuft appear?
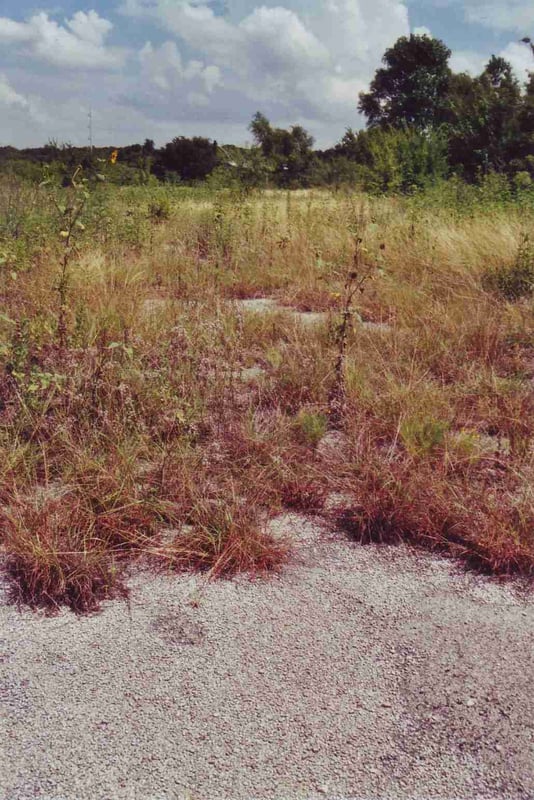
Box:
[165,492,289,577]
[1,495,128,613]
[333,456,534,577]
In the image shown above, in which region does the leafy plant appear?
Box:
[52,166,89,348]
[401,416,449,456]
[296,410,328,445]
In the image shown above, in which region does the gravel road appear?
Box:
[1,514,533,800]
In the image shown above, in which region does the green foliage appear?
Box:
[358,34,452,129]
[154,136,219,182]
[336,126,448,193]
[148,198,171,223]
[295,410,328,446]
[514,171,533,191]
[208,146,273,191]
[401,417,449,456]
[446,57,523,179]
[0,177,54,274]
[249,113,315,187]
[307,155,362,189]
[359,35,533,186]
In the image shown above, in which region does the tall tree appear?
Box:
[447,56,522,177]
[516,70,534,173]
[358,34,452,129]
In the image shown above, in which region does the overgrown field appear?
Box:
[1,175,534,612]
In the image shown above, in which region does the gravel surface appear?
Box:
[1,514,533,800]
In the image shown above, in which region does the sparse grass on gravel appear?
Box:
[1,177,534,611]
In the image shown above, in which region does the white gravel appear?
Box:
[1,514,533,800]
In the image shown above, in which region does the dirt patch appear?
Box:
[2,517,533,800]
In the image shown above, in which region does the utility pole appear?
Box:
[88,108,93,152]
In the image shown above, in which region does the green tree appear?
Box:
[337,126,447,192]
[154,136,219,182]
[447,56,523,178]
[515,42,534,176]
[358,34,452,129]
[249,112,315,186]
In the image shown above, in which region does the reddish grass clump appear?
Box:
[333,457,534,577]
[166,493,289,578]
[1,494,128,613]
[281,479,326,513]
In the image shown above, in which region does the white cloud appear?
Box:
[451,41,533,82]
[413,25,432,36]
[121,0,410,120]
[139,41,222,95]
[0,11,124,70]
[9,0,530,150]
[0,17,33,43]
[0,74,28,108]
[66,11,113,47]
[187,90,210,106]
[464,1,534,33]
[240,6,330,75]
[450,50,486,75]
[500,41,534,80]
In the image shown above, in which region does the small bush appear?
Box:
[334,458,534,576]
[484,234,534,301]
[148,199,171,223]
[281,480,326,512]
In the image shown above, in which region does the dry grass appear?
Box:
[1,494,128,613]
[1,182,534,611]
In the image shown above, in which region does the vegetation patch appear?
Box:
[2,180,534,612]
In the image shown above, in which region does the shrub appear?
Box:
[148,198,171,223]
[484,234,534,300]
[333,458,534,576]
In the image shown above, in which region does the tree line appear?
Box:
[1,33,532,192]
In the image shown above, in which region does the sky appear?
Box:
[0,0,533,149]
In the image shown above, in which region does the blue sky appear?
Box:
[0,0,532,148]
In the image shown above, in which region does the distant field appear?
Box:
[1,177,534,612]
